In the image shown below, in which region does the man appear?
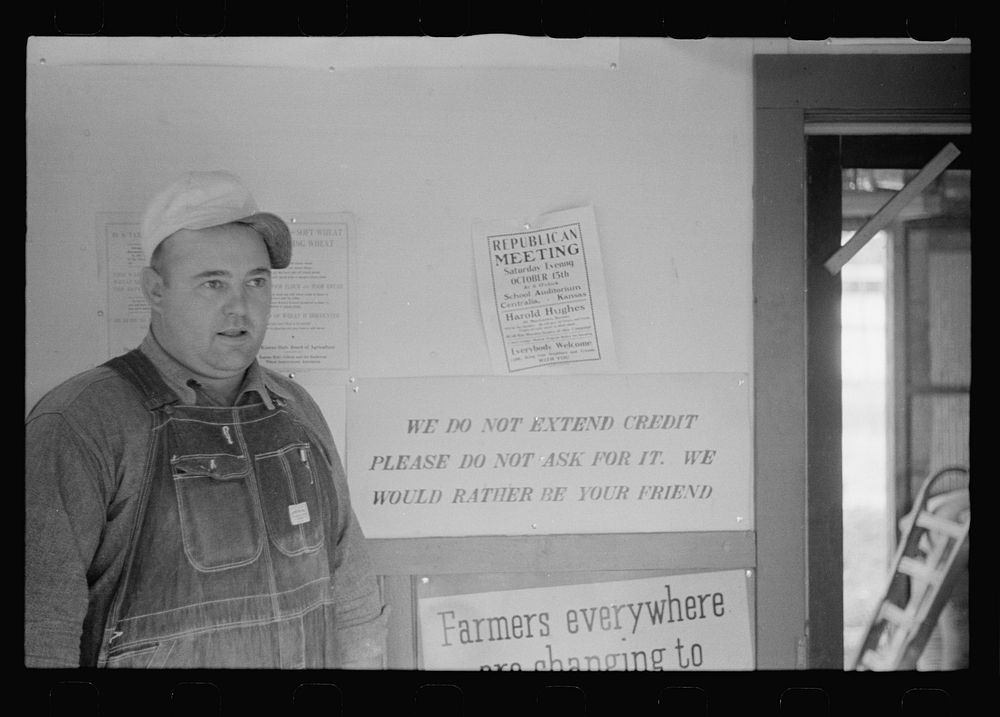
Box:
[25,171,387,668]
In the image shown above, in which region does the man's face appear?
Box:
[144,223,272,382]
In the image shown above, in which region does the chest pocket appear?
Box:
[171,452,263,572]
[255,443,326,556]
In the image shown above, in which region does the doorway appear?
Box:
[807,135,971,669]
[754,51,971,670]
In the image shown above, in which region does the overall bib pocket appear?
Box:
[255,443,325,556]
[171,453,263,571]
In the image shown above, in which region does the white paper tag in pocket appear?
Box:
[288,502,311,526]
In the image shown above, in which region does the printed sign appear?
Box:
[418,570,754,671]
[256,214,352,371]
[473,206,616,374]
[345,373,752,537]
[100,215,149,357]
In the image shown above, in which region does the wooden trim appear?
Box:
[370,531,755,575]
[805,121,970,136]
[753,106,809,669]
[806,135,845,669]
[382,575,417,669]
[754,55,970,111]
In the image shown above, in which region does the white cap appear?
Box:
[140,170,291,268]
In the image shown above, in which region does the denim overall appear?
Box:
[96,349,342,668]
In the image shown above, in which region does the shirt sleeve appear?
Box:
[325,439,389,668]
[24,412,108,667]
[330,512,390,668]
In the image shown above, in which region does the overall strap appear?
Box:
[102,348,179,411]
[87,349,176,666]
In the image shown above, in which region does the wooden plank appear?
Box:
[805,122,970,136]
[366,530,755,575]
[824,142,961,275]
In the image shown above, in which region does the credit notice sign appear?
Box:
[345,373,751,538]
[418,570,754,671]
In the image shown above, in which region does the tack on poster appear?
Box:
[98,212,352,370]
[417,569,754,671]
[472,206,617,374]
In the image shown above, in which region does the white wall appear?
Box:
[26,37,756,444]
[27,35,967,424]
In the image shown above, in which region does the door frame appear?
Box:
[752,53,970,669]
